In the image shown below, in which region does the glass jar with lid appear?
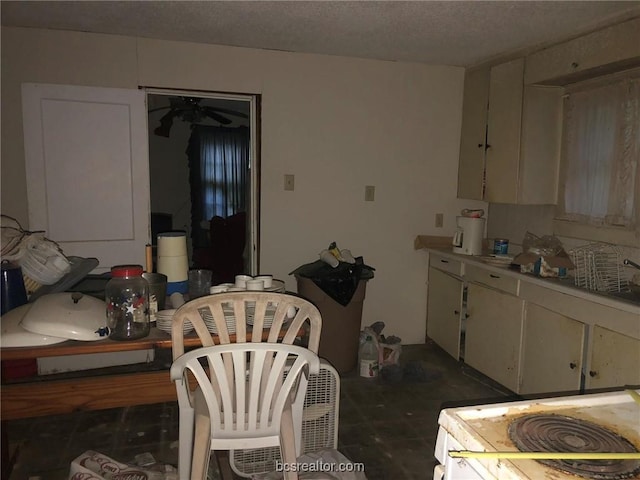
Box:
[106,264,150,340]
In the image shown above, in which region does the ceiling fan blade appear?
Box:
[201,107,233,125]
[205,107,249,119]
[154,110,175,137]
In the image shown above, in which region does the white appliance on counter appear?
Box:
[434,389,640,480]
[452,216,485,255]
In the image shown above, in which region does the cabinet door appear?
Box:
[465,283,524,392]
[427,268,463,359]
[525,18,640,85]
[457,67,490,201]
[484,58,524,204]
[518,86,563,204]
[586,326,640,390]
[22,83,149,272]
[520,303,584,395]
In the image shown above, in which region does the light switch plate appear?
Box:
[435,213,444,228]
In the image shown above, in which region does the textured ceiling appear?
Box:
[2,1,640,67]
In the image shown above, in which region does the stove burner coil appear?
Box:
[508,414,640,480]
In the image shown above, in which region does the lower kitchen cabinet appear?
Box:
[586,325,640,390]
[465,283,524,392]
[520,303,585,395]
[427,267,463,360]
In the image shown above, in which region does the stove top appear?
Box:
[435,389,640,480]
[509,414,640,479]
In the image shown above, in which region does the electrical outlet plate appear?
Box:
[365,185,375,201]
[435,213,444,228]
[284,174,295,191]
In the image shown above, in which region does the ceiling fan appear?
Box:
[149,97,249,137]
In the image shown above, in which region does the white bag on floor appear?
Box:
[69,450,177,480]
[253,449,367,480]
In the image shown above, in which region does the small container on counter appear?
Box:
[493,238,509,255]
[106,265,150,340]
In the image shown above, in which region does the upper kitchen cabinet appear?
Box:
[525,17,640,86]
[457,58,563,204]
[457,67,490,201]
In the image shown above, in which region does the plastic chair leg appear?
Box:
[280,405,299,480]
[191,390,212,480]
[178,406,195,480]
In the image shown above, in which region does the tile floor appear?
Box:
[5,341,516,479]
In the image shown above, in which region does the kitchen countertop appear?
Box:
[426,248,640,316]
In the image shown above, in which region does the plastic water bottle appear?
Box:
[359,335,379,378]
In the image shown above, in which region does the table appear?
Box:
[0,327,272,420]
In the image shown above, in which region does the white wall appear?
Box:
[1,27,485,344]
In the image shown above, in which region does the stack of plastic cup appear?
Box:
[156,232,189,295]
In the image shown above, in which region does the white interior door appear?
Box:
[22,83,150,273]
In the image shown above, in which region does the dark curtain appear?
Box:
[186,125,249,247]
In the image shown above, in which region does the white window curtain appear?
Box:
[559,74,639,230]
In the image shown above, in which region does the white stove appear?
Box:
[434,389,640,480]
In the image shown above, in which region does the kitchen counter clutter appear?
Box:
[423,247,640,396]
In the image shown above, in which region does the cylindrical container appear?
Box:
[157,231,188,257]
[296,275,368,374]
[255,275,273,288]
[1,261,28,315]
[358,335,379,378]
[156,232,189,294]
[188,269,212,299]
[106,265,150,341]
[235,274,252,289]
[142,272,167,322]
[493,238,509,255]
[246,279,265,291]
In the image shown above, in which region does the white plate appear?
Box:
[480,255,514,266]
[265,280,285,292]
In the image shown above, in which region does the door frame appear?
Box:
[144,87,259,275]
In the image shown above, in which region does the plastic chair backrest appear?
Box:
[170,342,320,451]
[171,291,322,360]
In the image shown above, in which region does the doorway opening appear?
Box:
[146,89,259,283]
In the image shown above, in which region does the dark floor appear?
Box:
[6,341,516,480]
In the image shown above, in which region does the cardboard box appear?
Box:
[513,250,574,278]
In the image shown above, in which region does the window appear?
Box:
[556,70,639,243]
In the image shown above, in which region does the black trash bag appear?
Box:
[290,257,374,306]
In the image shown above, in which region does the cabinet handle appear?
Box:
[571,61,579,69]
[569,362,577,370]
[489,274,500,279]
[589,370,598,377]
[477,143,484,148]
[440,259,449,264]
[454,310,460,315]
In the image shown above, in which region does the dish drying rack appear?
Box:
[569,243,627,292]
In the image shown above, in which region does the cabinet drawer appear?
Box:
[429,253,462,276]
[466,264,519,295]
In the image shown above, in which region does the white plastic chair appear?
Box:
[171,292,323,479]
[170,342,320,480]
